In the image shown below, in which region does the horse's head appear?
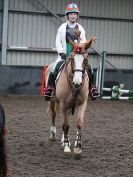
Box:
[67,36,97,89]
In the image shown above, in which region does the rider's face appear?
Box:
[68,13,79,23]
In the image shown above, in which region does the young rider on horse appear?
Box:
[44,3,100,100]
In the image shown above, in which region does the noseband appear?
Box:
[73,69,84,73]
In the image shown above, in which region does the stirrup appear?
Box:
[44,88,53,101]
[89,86,100,100]
[44,94,53,101]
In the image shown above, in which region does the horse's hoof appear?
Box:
[50,137,56,141]
[61,142,71,149]
[64,146,71,153]
[73,147,82,154]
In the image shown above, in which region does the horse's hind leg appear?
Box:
[49,100,56,141]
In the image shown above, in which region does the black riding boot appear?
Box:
[88,65,100,100]
[44,72,55,101]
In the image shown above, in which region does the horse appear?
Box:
[46,36,97,154]
[0,104,7,177]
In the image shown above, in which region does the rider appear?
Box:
[44,3,100,100]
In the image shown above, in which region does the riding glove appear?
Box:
[59,53,67,60]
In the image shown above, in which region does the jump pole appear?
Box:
[102,96,133,100]
[102,88,133,95]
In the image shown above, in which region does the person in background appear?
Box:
[44,3,100,100]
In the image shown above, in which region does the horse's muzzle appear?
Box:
[72,82,82,89]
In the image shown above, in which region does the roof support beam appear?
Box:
[35,0,63,23]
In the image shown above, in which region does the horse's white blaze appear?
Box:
[73,54,84,85]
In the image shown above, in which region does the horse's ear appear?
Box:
[84,36,97,50]
[67,37,77,48]
[83,39,93,50]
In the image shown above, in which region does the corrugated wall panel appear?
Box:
[0,0,3,64]
[9,0,67,13]
[7,51,57,66]
[9,0,42,12]
[7,49,133,70]
[6,0,133,69]
[8,11,133,53]
[44,0,133,19]
[80,19,133,53]
[9,0,133,19]
[7,51,102,68]
[8,13,59,48]
[7,15,133,67]
[87,55,133,70]
[0,0,3,44]
[0,0,3,10]
[0,0,3,63]
[105,56,133,70]
[80,0,133,18]
[0,12,2,44]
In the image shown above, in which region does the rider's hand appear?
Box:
[59,53,67,60]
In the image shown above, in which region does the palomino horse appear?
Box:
[0,104,7,177]
[46,36,96,154]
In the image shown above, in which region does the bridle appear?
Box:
[65,51,88,92]
[61,36,95,114]
[64,51,88,115]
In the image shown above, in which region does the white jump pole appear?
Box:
[102,88,133,95]
[102,96,133,100]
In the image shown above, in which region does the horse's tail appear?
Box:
[0,104,7,177]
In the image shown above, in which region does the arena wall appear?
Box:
[0,0,133,94]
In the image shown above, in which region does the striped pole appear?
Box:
[102,88,133,95]
[102,96,133,100]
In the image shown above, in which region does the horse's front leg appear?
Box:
[49,100,56,141]
[74,100,87,154]
[61,108,71,153]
